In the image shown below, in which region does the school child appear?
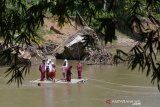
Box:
[76,61,82,79]
[66,66,72,82]
[48,64,56,81]
[47,59,55,81]
[39,60,46,81]
[62,59,68,79]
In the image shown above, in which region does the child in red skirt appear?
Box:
[66,66,72,82]
[48,64,56,82]
[76,61,82,79]
[39,60,46,81]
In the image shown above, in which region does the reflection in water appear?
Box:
[77,84,82,94]
[63,84,71,107]
[42,85,54,107]
[66,84,71,97]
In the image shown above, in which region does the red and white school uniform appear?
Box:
[77,63,82,79]
[39,63,46,81]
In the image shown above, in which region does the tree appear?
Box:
[0,0,160,90]
[113,0,160,90]
[0,0,50,86]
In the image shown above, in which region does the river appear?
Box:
[0,59,160,107]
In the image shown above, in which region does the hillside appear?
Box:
[42,17,81,44]
[41,17,136,47]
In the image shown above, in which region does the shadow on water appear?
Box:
[0,60,160,107]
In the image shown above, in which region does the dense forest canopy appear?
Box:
[0,0,160,89]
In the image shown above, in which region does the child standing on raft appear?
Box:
[66,66,72,82]
[62,59,68,79]
[48,64,56,81]
[76,61,82,79]
[47,59,56,81]
[39,60,46,81]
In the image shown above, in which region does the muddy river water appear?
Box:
[0,59,160,107]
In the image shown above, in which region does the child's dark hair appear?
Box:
[63,61,66,66]
[69,66,72,69]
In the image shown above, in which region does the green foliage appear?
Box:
[97,18,116,44]
[0,0,47,85]
[114,7,160,90]
[5,58,31,87]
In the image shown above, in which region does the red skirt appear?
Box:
[49,71,56,79]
